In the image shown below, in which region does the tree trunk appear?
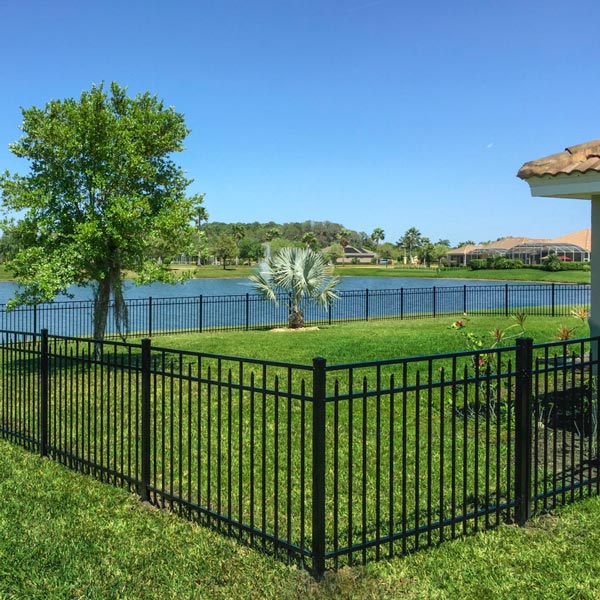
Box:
[92,268,128,345]
[93,276,111,345]
[288,308,304,329]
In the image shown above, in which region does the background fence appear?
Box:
[0,283,591,338]
[0,329,598,577]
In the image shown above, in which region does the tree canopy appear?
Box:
[0,82,199,341]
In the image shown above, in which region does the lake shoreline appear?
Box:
[0,265,589,288]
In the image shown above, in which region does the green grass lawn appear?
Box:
[166,264,256,278]
[0,315,598,599]
[176,263,590,284]
[153,314,588,362]
[331,264,590,284]
[2,436,600,599]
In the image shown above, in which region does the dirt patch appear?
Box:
[270,326,320,332]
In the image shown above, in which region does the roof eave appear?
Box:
[521,172,600,200]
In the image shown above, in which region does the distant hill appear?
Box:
[203,220,372,249]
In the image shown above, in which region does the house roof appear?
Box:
[343,246,375,256]
[448,237,546,254]
[549,228,591,252]
[517,139,600,180]
[483,236,548,250]
[446,244,482,255]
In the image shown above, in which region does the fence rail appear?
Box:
[0,283,590,338]
[1,328,598,577]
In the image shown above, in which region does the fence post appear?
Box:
[33,304,38,335]
[140,338,152,502]
[365,289,369,321]
[505,284,509,317]
[244,293,249,331]
[40,329,49,457]
[551,283,555,317]
[433,286,437,318]
[328,298,332,326]
[199,295,203,333]
[312,357,327,579]
[148,297,153,337]
[463,285,467,314]
[400,287,404,320]
[514,337,533,526]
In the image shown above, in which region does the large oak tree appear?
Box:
[0,82,200,342]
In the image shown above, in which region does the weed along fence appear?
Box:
[0,283,590,338]
[1,329,599,577]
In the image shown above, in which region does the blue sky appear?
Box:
[1,0,598,247]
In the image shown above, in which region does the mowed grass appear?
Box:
[152,314,588,363]
[331,265,590,284]
[164,263,590,284]
[1,314,599,599]
[3,437,600,599]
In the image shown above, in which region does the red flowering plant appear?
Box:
[447,313,528,421]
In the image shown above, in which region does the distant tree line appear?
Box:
[191,221,372,267]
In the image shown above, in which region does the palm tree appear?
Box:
[231,223,246,265]
[192,195,209,266]
[249,247,340,328]
[337,229,350,264]
[400,227,422,264]
[264,227,281,258]
[302,231,318,250]
[264,227,281,242]
[371,227,385,248]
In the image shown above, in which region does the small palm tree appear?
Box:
[249,247,340,328]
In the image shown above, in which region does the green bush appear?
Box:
[492,257,523,270]
[468,259,487,270]
[544,253,562,272]
[558,261,590,271]
[468,256,524,270]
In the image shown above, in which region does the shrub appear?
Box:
[468,256,523,270]
[544,253,562,272]
[468,259,487,270]
[558,261,590,271]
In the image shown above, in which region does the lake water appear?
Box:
[0,275,590,338]
[0,276,539,304]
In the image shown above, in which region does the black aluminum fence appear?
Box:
[0,283,590,338]
[0,329,598,577]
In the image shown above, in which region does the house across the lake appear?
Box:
[342,246,376,263]
[446,228,590,266]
